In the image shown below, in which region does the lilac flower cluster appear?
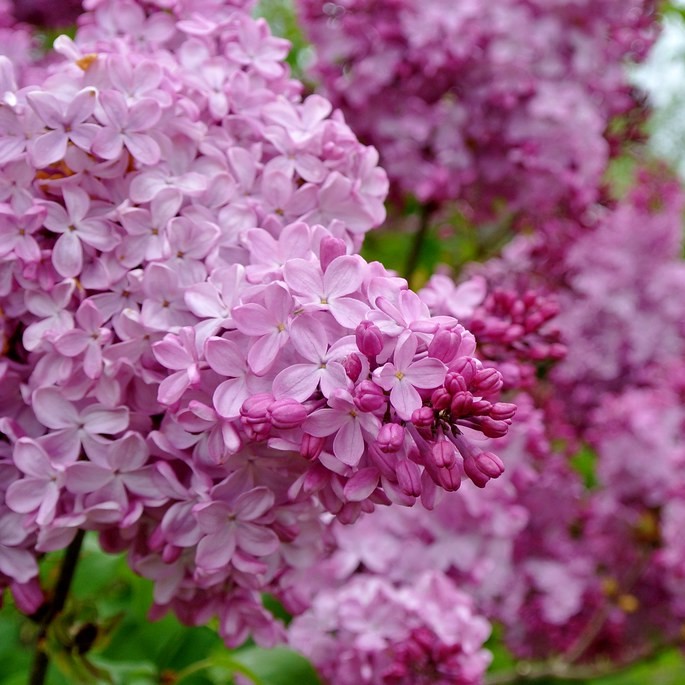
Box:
[287,385,685,671]
[0,0,514,647]
[3,0,82,28]
[289,572,492,685]
[420,273,565,390]
[551,170,685,420]
[296,0,657,218]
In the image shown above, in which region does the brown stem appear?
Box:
[28,529,86,685]
[403,203,435,284]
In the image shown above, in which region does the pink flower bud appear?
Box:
[355,321,384,357]
[428,327,461,362]
[450,391,473,417]
[503,323,525,343]
[11,579,44,615]
[243,421,271,441]
[240,393,274,424]
[162,544,182,564]
[471,398,493,415]
[377,423,405,453]
[463,451,504,487]
[301,433,325,461]
[473,367,503,395]
[444,370,468,394]
[320,235,347,271]
[268,398,308,429]
[354,380,386,412]
[368,443,398,479]
[343,353,363,382]
[490,402,517,421]
[433,462,462,491]
[430,387,451,411]
[477,417,510,438]
[463,457,489,488]
[450,358,477,385]
[475,451,505,478]
[432,440,457,468]
[396,459,421,497]
[411,406,434,428]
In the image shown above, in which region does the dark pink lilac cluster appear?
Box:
[420,273,565,390]
[296,0,657,218]
[285,165,685,676]
[3,0,82,28]
[0,0,514,648]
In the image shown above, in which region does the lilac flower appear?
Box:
[374,334,447,420]
[93,91,162,165]
[43,186,119,277]
[5,438,74,526]
[0,509,38,584]
[272,315,353,402]
[64,433,161,526]
[284,255,368,327]
[26,88,99,167]
[194,477,279,572]
[54,300,112,379]
[304,389,381,467]
[231,283,295,375]
[31,387,129,461]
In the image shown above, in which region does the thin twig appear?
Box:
[29,529,86,685]
[403,202,435,284]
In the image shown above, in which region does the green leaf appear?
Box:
[570,444,598,490]
[229,646,321,685]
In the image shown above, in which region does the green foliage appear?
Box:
[255,0,311,80]
[569,445,599,490]
[0,539,315,685]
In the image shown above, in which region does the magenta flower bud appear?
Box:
[301,433,325,461]
[477,417,510,438]
[343,353,363,382]
[243,421,271,441]
[430,387,451,411]
[240,393,273,424]
[368,443,398,479]
[268,398,308,429]
[411,406,434,428]
[320,235,347,271]
[355,321,384,357]
[432,440,457,468]
[490,401,517,421]
[524,311,545,332]
[10,580,43,616]
[272,519,299,543]
[549,342,567,360]
[503,323,525,343]
[450,357,477,385]
[148,524,165,552]
[433,463,462,491]
[444,370,468,395]
[411,626,437,653]
[377,423,405,453]
[450,391,473,417]
[354,380,386,412]
[463,456,489,488]
[473,367,503,395]
[396,459,421,497]
[428,327,461,362]
[475,451,505,478]
[470,398,493,416]
[162,544,182,564]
